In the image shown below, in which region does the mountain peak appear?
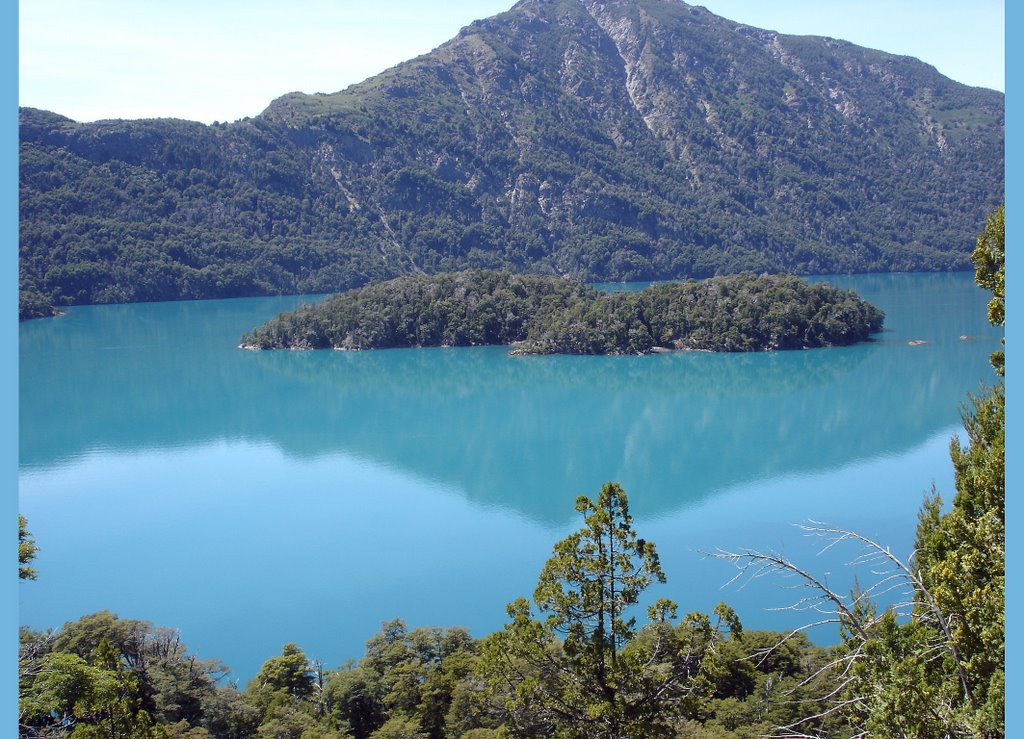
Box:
[19,0,1003,306]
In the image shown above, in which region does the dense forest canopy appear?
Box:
[19,0,1003,319]
[240,270,884,354]
[16,492,846,739]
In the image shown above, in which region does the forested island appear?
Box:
[240,270,883,354]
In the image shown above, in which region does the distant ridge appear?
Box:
[19,0,1004,309]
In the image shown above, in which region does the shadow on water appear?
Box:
[20,273,1001,526]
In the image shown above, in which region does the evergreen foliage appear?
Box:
[849,206,1005,737]
[476,483,736,737]
[19,613,230,738]
[710,206,1006,738]
[971,204,1004,375]
[19,515,39,581]
[240,270,883,353]
[18,0,1003,317]
[835,369,1004,738]
[16,502,833,738]
[324,620,478,738]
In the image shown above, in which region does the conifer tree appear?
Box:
[19,514,39,581]
[479,483,734,737]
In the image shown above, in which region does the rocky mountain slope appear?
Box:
[19,0,1004,310]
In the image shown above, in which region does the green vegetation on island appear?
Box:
[240,270,884,354]
[19,289,63,321]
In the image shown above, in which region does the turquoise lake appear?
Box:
[19,272,1002,682]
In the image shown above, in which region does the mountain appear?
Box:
[19,0,1004,311]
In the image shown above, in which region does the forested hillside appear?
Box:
[19,0,1003,316]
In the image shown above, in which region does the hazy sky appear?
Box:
[19,0,1004,124]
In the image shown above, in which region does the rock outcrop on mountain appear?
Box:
[19,0,1004,310]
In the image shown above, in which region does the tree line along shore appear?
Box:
[240,270,884,354]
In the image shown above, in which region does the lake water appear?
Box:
[19,272,1002,682]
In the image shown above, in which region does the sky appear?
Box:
[19,0,1004,124]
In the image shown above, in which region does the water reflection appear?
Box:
[20,273,1000,527]
[18,272,1001,679]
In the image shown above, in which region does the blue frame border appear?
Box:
[4,0,17,734]
[1004,1,1017,735]
[3,2,1014,735]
